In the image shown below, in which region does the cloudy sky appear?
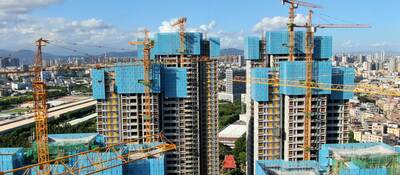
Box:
[0,0,399,55]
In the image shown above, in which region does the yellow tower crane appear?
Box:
[172,17,187,67]
[33,38,50,168]
[129,30,155,143]
[282,0,321,62]
[0,134,176,175]
[285,9,370,160]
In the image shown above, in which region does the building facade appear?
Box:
[92,32,220,175]
[244,31,355,174]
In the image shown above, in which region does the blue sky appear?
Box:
[1,0,399,54]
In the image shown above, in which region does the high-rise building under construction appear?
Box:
[92,32,220,175]
[244,31,355,174]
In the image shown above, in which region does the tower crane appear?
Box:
[0,134,176,175]
[128,29,155,143]
[294,10,370,160]
[33,38,50,168]
[0,39,176,175]
[303,11,314,160]
[282,0,321,62]
[172,17,187,66]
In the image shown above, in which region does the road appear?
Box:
[0,98,96,134]
[66,113,97,126]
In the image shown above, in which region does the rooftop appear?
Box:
[48,133,99,145]
[218,120,246,138]
[256,160,320,175]
[0,148,23,155]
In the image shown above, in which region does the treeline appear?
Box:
[219,135,246,175]
[0,87,68,111]
[0,106,96,148]
[219,100,244,130]
[0,95,32,110]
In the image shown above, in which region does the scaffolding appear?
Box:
[256,160,320,175]
[330,146,400,175]
[30,133,103,161]
[319,143,400,175]
[0,134,175,175]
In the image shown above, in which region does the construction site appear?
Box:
[243,0,400,175]
[0,17,220,175]
[256,143,400,175]
[0,0,400,175]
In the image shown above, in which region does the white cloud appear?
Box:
[157,18,241,48]
[370,41,395,47]
[158,18,217,34]
[72,18,111,29]
[341,40,360,48]
[0,0,147,54]
[211,30,244,49]
[0,16,140,54]
[0,0,62,22]
[252,14,306,33]
[199,20,216,33]
[158,18,180,33]
[0,0,62,13]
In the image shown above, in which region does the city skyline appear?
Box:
[1,0,399,54]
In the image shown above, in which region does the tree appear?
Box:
[233,135,246,158]
[219,100,245,130]
[228,168,245,175]
[233,134,246,170]
[219,143,233,161]
[348,131,359,143]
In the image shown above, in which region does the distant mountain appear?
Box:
[221,48,243,56]
[0,49,56,58]
[0,48,245,64]
[102,51,137,57]
[0,49,58,64]
[0,49,136,62]
[0,49,13,57]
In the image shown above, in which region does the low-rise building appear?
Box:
[371,122,386,134]
[388,127,400,137]
[353,131,363,142]
[218,120,247,148]
[361,132,389,143]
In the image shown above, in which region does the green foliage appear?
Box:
[0,106,96,147]
[0,125,34,147]
[219,143,233,161]
[358,95,375,103]
[0,87,67,111]
[0,95,32,110]
[219,100,244,130]
[233,135,246,165]
[47,86,68,99]
[348,131,359,143]
[227,168,245,175]
[69,84,91,93]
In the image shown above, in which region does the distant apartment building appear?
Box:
[388,127,400,137]
[219,55,245,67]
[353,131,363,142]
[219,68,246,102]
[0,57,19,68]
[92,32,220,175]
[244,31,355,174]
[11,82,30,90]
[371,122,386,134]
[361,132,389,143]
